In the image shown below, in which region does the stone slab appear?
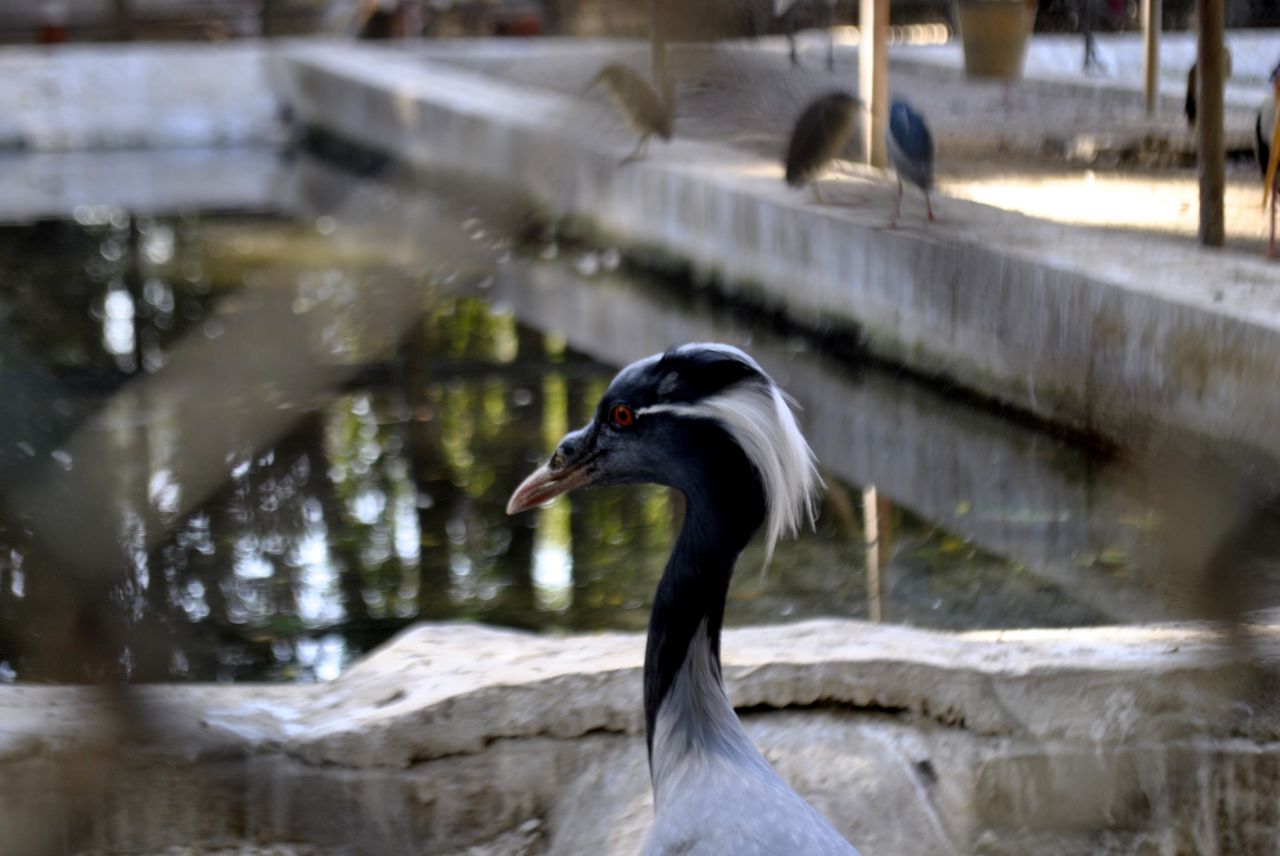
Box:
[0,40,284,150]
[4,619,1279,855]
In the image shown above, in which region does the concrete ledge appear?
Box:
[0,41,284,150]
[271,42,1280,468]
[0,148,290,222]
[3,620,1277,855]
[3,620,1262,767]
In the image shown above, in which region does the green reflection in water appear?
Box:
[0,213,1112,685]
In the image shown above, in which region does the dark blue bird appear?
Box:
[885,99,935,226]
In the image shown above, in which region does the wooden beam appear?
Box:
[862,486,882,623]
[859,0,888,167]
[1142,0,1162,114]
[1197,0,1225,246]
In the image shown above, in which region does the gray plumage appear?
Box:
[785,92,859,193]
[644,625,861,856]
[588,63,673,163]
[506,344,860,856]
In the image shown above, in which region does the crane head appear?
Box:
[507,343,821,563]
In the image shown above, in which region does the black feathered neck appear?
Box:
[642,419,766,758]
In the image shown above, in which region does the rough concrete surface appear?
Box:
[0,41,285,150]
[5,620,1280,854]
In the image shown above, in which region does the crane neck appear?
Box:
[643,452,768,793]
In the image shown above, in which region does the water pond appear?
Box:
[1,158,1274,684]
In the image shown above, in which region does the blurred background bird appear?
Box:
[1258,61,1280,257]
[588,63,674,164]
[885,99,935,226]
[1184,49,1233,128]
[775,0,839,71]
[784,91,860,202]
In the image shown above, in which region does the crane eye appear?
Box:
[610,403,635,429]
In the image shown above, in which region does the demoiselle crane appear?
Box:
[508,344,861,856]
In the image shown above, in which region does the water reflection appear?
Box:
[0,211,1170,685]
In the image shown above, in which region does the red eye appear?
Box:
[610,403,635,428]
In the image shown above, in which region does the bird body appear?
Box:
[1255,61,1280,256]
[1257,93,1276,183]
[785,92,859,197]
[885,99,935,225]
[508,344,859,856]
[588,63,673,163]
[1184,49,1234,128]
[775,0,839,70]
[643,626,858,856]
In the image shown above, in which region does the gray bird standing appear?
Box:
[508,344,861,856]
[588,63,673,164]
[885,99,935,226]
[775,0,839,71]
[784,91,860,202]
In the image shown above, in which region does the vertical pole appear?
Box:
[650,0,668,97]
[862,486,881,623]
[859,0,888,168]
[1141,0,1161,114]
[1197,0,1225,246]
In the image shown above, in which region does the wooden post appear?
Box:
[859,0,888,168]
[862,486,882,622]
[1141,0,1161,114]
[1197,0,1225,246]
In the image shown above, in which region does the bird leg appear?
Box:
[889,177,903,228]
[621,133,651,165]
[811,181,825,204]
[788,32,800,68]
[925,189,935,223]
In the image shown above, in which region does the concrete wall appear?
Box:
[2,621,1274,855]
[0,40,284,149]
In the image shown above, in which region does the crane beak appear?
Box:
[506,449,602,515]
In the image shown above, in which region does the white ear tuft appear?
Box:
[640,365,822,565]
[692,381,822,565]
